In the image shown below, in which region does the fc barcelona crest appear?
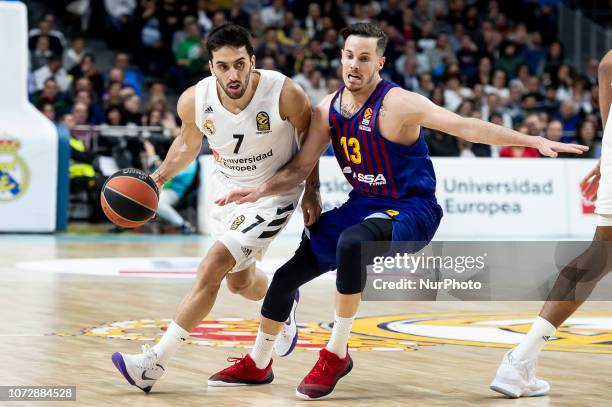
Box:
[0,135,29,202]
[256,111,270,132]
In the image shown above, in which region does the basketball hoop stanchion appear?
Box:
[0,1,63,232]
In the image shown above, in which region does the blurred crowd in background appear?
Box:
[24,0,608,227]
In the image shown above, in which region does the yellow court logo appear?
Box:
[0,136,29,202]
[351,312,612,354]
[68,318,419,352]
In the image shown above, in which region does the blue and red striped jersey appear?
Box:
[328,80,436,200]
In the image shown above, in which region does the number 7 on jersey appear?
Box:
[233,134,244,154]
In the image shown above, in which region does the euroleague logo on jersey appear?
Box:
[256,111,271,133]
[359,108,373,132]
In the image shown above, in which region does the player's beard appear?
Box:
[220,70,251,100]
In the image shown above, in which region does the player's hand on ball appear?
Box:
[215,188,262,206]
[301,189,322,226]
[535,137,589,157]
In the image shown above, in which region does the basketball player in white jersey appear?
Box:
[491,49,612,398]
[111,24,321,393]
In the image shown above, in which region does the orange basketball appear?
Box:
[101,169,159,228]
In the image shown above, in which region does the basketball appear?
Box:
[101,169,159,228]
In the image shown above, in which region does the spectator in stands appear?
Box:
[473,56,493,87]
[571,78,593,114]
[482,93,512,128]
[524,113,546,138]
[63,35,87,72]
[575,120,601,159]
[485,69,510,102]
[426,33,455,78]
[30,77,68,115]
[496,42,524,79]
[522,31,547,76]
[113,52,143,96]
[394,56,419,92]
[173,21,202,90]
[509,64,531,92]
[41,103,56,123]
[28,14,65,56]
[546,119,564,142]
[304,3,323,39]
[69,54,105,97]
[102,80,122,109]
[544,41,564,81]
[541,84,560,116]
[500,124,541,158]
[305,69,327,105]
[104,106,125,126]
[73,101,91,125]
[228,0,250,28]
[555,99,582,141]
[443,75,468,112]
[104,0,137,49]
[505,83,526,125]
[456,35,479,81]
[74,89,104,125]
[123,94,142,125]
[33,54,70,92]
[260,0,285,26]
[292,57,316,91]
[30,35,53,71]
[172,15,197,54]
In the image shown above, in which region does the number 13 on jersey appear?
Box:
[340,136,362,164]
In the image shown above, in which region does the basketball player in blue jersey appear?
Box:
[208,23,588,399]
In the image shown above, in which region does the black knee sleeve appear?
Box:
[261,236,323,322]
[336,217,393,295]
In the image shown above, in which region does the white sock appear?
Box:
[325,313,354,358]
[152,321,189,365]
[250,328,277,369]
[512,316,556,362]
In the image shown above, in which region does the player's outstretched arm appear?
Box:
[216,96,332,206]
[390,89,588,158]
[150,86,203,189]
[280,79,322,226]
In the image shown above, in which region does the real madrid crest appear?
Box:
[203,118,216,137]
[0,135,29,202]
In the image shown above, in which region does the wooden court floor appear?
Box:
[1,234,612,406]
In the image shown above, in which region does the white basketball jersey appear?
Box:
[595,102,612,213]
[194,69,298,188]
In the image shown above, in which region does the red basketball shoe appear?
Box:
[207,354,274,386]
[296,348,353,399]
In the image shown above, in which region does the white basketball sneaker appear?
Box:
[490,350,550,398]
[274,290,300,357]
[112,344,165,393]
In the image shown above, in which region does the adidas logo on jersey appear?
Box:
[241,247,253,257]
[204,106,214,114]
